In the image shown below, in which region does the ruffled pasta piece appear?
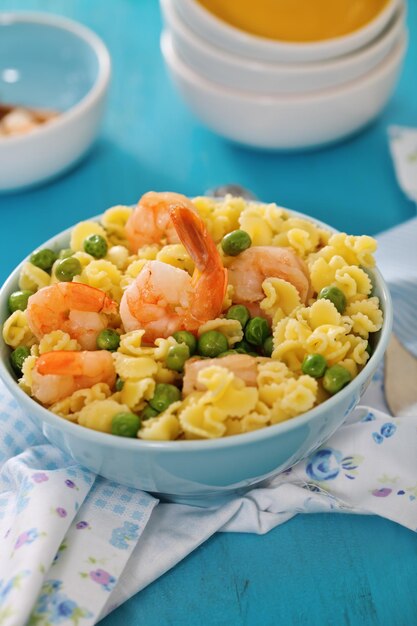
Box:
[198,318,243,347]
[18,262,50,292]
[273,318,311,345]
[346,297,383,338]
[228,401,271,435]
[18,355,37,394]
[120,377,155,410]
[192,195,243,242]
[153,336,180,360]
[310,255,372,297]
[222,284,234,310]
[342,334,369,365]
[269,376,318,424]
[181,403,228,439]
[179,366,258,439]
[327,233,377,268]
[113,353,158,380]
[306,324,351,365]
[156,244,194,274]
[337,358,359,379]
[39,330,80,354]
[260,277,301,324]
[2,311,36,348]
[137,244,160,260]
[273,218,321,257]
[257,360,292,387]
[138,402,182,441]
[118,330,153,357]
[120,258,148,289]
[238,202,286,246]
[102,205,133,246]
[106,245,130,270]
[50,383,112,421]
[70,221,108,252]
[303,299,341,329]
[154,362,180,384]
[78,399,131,433]
[79,259,122,302]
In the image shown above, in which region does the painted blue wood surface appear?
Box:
[1,1,417,624]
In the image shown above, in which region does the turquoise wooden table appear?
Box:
[1,1,417,624]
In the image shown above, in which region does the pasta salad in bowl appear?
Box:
[0,193,392,503]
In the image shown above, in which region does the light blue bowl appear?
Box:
[0,13,110,191]
[0,209,393,506]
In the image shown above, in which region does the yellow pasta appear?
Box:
[4,193,384,441]
[70,221,107,252]
[18,262,50,292]
[39,330,80,354]
[78,399,131,433]
[198,318,243,346]
[2,310,36,348]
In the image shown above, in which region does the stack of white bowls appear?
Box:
[160,0,407,150]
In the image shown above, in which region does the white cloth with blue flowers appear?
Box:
[2,131,417,625]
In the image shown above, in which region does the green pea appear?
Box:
[172,331,197,356]
[221,230,252,256]
[83,234,108,259]
[149,383,181,413]
[166,343,190,372]
[318,286,347,314]
[10,346,31,375]
[263,336,274,358]
[111,412,141,437]
[30,248,58,272]
[301,354,327,378]
[139,404,159,421]
[234,339,252,354]
[8,290,34,313]
[59,248,74,259]
[96,329,120,352]
[217,349,239,357]
[245,317,270,346]
[323,364,352,395]
[115,377,124,391]
[226,304,250,328]
[197,330,229,357]
[54,257,82,282]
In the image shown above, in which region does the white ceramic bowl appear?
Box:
[162,0,404,95]
[175,0,400,63]
[161,29,407,150]
[0,13,110,192]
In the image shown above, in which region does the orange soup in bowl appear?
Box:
[197,0,390,42]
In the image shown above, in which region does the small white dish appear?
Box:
[161,0,404,95]
[0,13,110,192]
[175,0,400,63]
[161,29,407,150]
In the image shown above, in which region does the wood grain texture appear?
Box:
[1,1,417,625]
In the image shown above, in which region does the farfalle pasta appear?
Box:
[2,192,384,441]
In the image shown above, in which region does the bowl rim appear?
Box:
[162,28,407,103]
[0,11,111,146]
[162,0,404,75]
[0,202,393,452]
[175,0,400,55]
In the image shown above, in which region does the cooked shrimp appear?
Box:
[26,283,118,350]
[183,354,260,395]
[120,200,227,343]
[32,350,116,405]
[227,246,311,316]
[125,191,196,252]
